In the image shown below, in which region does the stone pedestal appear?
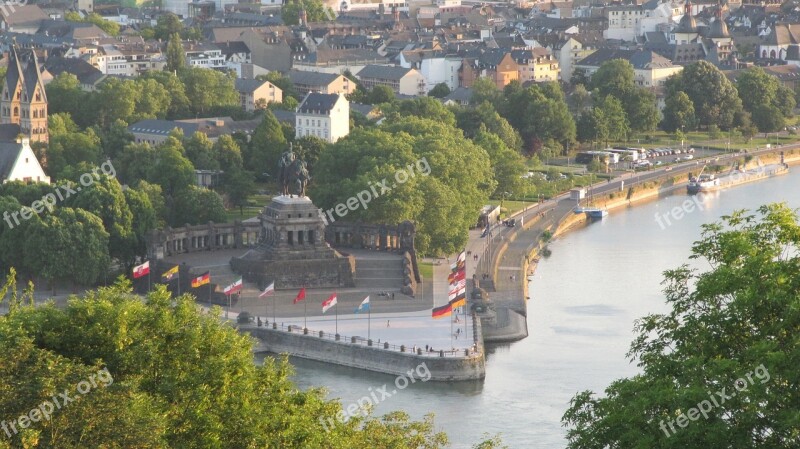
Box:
[230,195,355,288]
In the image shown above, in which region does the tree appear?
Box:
[590,59,634,99]
[179,68,238,115]
[66,176,133,264]
[454,102,523,151]
[213,134,244,172]
[595,95,629,143]
[45,73,94,127]
[474,129,525,196]
[470,77,501,106]
[222,168,255,215]
[736,67,796,128]
[752,104,785,133]
[141,71,191,119]
[624,88,659,133]
[166,33,185,72]
[0,277,463,448]
[570,68,590,87]
[133,78,172,121]
[661,91,696,132]
[247,110,287,179]
[383,97,456,127]
[184,132,219,170]
[24,207,109,287]
[46,127,103,177]
[577,108,608,145]
[170,186,227,225]
[117,142,156,186]
[498,82,576,153]
[666,61,743,129]
[96,78,137,127]
[154,13,183,40]
[563,204,800,449]
[293,135,328,171]
[148,137,195,195]
[122,186,158,264]
[282,0,332,25]
[85,12,120,36]
[428,83,451,98]
[568,84,591,114]
[367,85,395,105]
[99,119,134,159]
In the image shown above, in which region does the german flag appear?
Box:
[191,272,210,288]
[449,293,466,309]
[432,303,452,319]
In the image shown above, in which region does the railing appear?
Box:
[249,319,480,358]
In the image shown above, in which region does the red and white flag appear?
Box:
[322,293,337,314]
[223,278,243,295]
[259,282,275,298]
[133,261,150,279]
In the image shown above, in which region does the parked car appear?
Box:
[655,160,663,166]
[504,218,516,227]
[687,148,695,153]
[685,154,694,160]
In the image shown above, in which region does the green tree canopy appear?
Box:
[563,204,800,448]
[735,67,796,132]
[179,68,238,115]
[170,186,227,226]
[661,91,697,132]
[281,0,333,25]
[166,32,185,72]
[247,110,287,179]
[590,59,634,99]
[428,83,451,98]
[665,61,744,129]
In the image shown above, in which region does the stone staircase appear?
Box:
[353,257,404,290]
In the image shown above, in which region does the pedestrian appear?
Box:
[387,320,390,327]
[391,292,395,299]
[425,344,429,351]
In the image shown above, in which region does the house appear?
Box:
[0,135,50,184]
[460,49,518,89]
[128,117,260,146]
[356,65,426,96]
[513,48,560,83]
[552,36,597,82]
[184,42,225,69]
[1,46,48,143]
[0,5,48,33]
[442,87,472,106]
[234,78,283,111]
[44,56,106,91]
[287,70,356,95]
[295,93,349,143]
[576,48,683,88]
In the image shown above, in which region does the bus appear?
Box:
[607,148,640,161]
[575,151,620,165]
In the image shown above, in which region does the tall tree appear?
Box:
[661,91,697,132]
[428,83,451,98]
[179,68,238,115]
[247,110,287,179]
[735,67,795,131]
[166,33,185,72]
[563,204,800,449]
[665,61,743,129]
[170,186,227,225]
[213,134,244,172]
[281,0,332,25]
[624,88,660,133]
[590,59,634,99]
[148,137,195,195]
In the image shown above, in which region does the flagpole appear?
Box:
[335,303,338,335]
[148,266,151,292]
[227,293,230,319]
[177,273,181,296]
[367,304,371,340]
[304,300,307,330]
[272,294,276,325]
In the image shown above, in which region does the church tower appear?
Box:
[1,46,48,143]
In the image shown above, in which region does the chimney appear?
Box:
[300,9,307,26]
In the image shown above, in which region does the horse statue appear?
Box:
[277,144,311,196]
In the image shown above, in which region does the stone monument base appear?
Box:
[230,256,356,289]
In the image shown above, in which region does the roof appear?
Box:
[0,141,24,181]
[576,48,635,67]
[218,41,250,57]
[0,124,21,143]
[128,119,199,136]
[297,93,341,114]
[0,5,48,26]
[44,56,105,86]
[234,78,271,93]
[356,64,413,81]
[444,87,473,103]
[287,70,340,87]
[629,50,676,69]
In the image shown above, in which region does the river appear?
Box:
[277,169,800,449]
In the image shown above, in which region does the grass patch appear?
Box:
[418,261,434,280]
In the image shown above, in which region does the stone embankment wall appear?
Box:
[244,319,486,381]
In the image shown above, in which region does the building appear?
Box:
[513,48,560,83]
[1,47,48,143]
[295,93,349,143]
[234,78,283,111]
[0,5,48,33]
[553,36,597,82]
[460,49,519,89]
[287,70,356,95]
[128,117,261,146]
[0,136,50,184]
[576,48,683,88]
[356,65,426,96]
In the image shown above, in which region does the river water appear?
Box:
[282,170,800,448]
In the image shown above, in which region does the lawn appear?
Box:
[418,261,434,280]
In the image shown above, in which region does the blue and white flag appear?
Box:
[354,296,370,314]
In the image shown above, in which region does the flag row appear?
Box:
[432,250,466,319]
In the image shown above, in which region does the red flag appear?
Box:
[133,261,150,279]
[322,293,337,313]
[293,287,306,304]
[447,268,465,284]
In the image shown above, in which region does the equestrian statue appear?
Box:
[278,144,311,196]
